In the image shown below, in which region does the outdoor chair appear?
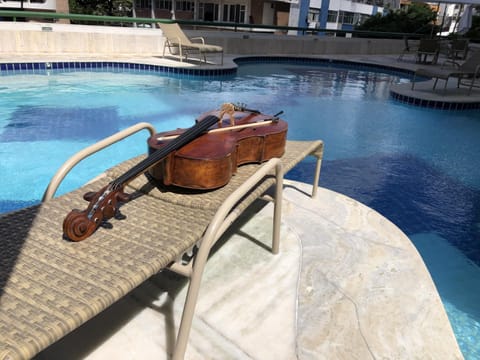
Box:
[159,22,223,65]
[446,38,470,64]
[0,121,323,360]
[411,50,480,95]
[415,38,440,64]
[397,36,420,62]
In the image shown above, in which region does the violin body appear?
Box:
[147,111,288,190]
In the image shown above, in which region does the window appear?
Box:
[154,0,172,10]
[199,2,219,21]
[138,0,151,8]
[222,4,246,23]
[308,8,320,23]
[339,11,355,24]
[327,10,338,23]
[176,0,194,11]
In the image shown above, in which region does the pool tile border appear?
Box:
[389,91,480,110]
[0,61,237,78]
[0,56,412,79]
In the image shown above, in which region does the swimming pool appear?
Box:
[0,61,479,358]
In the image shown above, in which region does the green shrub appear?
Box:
[356,2,438,35]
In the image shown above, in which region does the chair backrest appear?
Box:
[451,39,469,52]
[449,38,469,60]
[159,22,192,46]
[459,50,480,72]
[418,39,440,53]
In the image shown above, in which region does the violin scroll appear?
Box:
[63,209,98,242]
[63,185,130,242]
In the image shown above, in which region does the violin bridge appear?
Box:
[220,102,236,126]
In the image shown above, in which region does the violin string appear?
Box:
[111,115,220,189]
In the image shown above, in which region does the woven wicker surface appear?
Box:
[0,140,322,360]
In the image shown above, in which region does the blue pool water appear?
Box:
[1,62,479,357]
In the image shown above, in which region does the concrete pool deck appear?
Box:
[0,23,470,359]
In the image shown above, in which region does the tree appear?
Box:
[69,0,133,17]
[356,2,438,35]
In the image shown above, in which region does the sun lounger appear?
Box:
[159,22,224,65]
[0,121,323,360]
[411,50,480,95]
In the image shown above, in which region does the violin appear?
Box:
[147,106,288,190]
[63,103,286,242]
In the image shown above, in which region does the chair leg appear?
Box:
[173,244,210,360]
[272,163,283,254]
[311,148,323,198]
[468,77,475,96]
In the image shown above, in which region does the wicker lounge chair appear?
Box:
[411,50,480,95]
[159,22,223,65]
[0,122,323,360]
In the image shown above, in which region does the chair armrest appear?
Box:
[441,59,460,69]
[43,122,156,201]
[190,37,206,45]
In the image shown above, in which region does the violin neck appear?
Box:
[111,115,220,189]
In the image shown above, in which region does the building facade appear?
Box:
[133,0,385,30]
[0,0,69,22]
[0,0,385,32]
[308,0,384,31]
[0,0,57,11]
